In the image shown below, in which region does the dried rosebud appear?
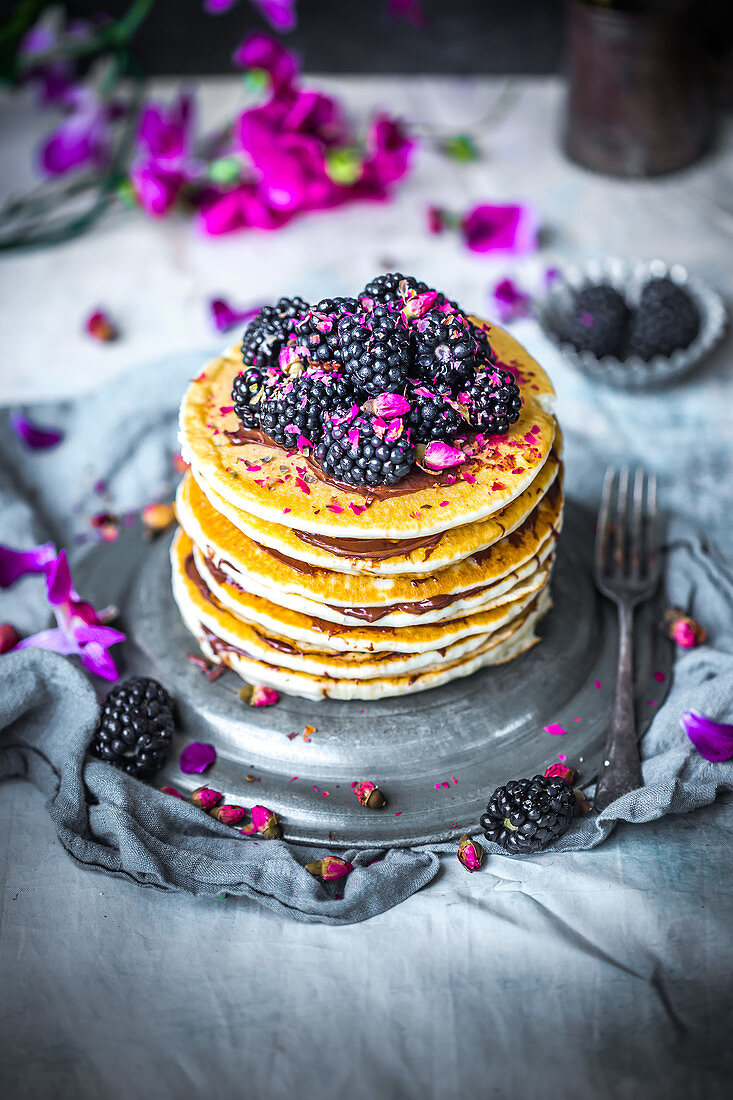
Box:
[86,309,117,342]
[354,780,387,809]
[457,834,483,872]
[160,785,185,799]
[664,607,706,649]
[142,501,176,535]
[400,283,440,319]
[210,804,248,826]
[373,392,411,419]
[239,804,281,838]
[543,763,577,785]
[249,684,280,707]
[305,855,354,881]
[191,786,224,811]
[423,440,467,470]
[573,788,592,815]
[0,623,20,654]
[90,511,119,542]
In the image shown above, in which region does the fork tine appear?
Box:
[613,467,630,578]
[630,468,645,579]
[595,467,615,580]
[646,472,659,580]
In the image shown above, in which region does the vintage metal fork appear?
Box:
[593,467,660,812]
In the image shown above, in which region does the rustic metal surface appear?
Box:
[76,501,671,848]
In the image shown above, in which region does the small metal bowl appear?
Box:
[537,257,727,390]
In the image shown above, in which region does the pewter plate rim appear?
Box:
[75,501,672,849]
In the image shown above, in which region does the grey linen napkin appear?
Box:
[1,349,732,922]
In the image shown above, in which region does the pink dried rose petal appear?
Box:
[160,785,185,799]
[179,741,217,774]
[191,786,224,810]
[10,413,64,451]
[457,835,483,872]
[461,202,539,255]
[250,684,280,707]
[209,297,262,333]
[373,392,411,418]
[401,287,440,320]
[493,277,532,323]
[681,711,733,763]
[423,440,466,470]
[305,855,354,881]
[543,723,567,736]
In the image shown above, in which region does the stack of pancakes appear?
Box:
[172,322,563,700]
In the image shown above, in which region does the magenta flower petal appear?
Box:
[493,277,532,323]
[78,641,120,681]
[423,441,466,470]
[462,202,539,256]
[252,0,297,32]
[0,542,57,588]
[179,741,217,774]
[209,298,263,333]
[131,163,184,218]
[233,33,298,87]
[10,413,64,450]
[14,627,79,656]
[40,93,108,176]
[681,711,733,763]
[45,551,73,605]
[387,0,426,26]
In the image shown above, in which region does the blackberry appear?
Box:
[405,387,466,445]
[91,677,174,779]
[360,272,414,307]
[480,774,576,854]
[467,367,522,434]
[232,366,266,429]
[290,297,360,367]
[629,277,700,360]
[315,413,414,487]
[413,312,478,395]
[259,370,357,449]
[471,321,496,367]
[240,295,309,371]
[565,285,630,358]
[337,305,411,395]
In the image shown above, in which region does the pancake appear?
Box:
[172,526,553,655]
[176,468,563,614]
[172,541,545,681]
[175,572,553,701]
[179,321,556,540]
[190,443,563,577]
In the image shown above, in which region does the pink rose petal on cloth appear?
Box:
[160,785,185,799]
[544,723,568,736]
[373,392,411,418]
[423,441,466,470]
[681,711,733,763]
[10,413,64,450]
[179,741,217,774]
[461,202,539,255]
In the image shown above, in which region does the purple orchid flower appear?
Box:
[461,202,539,255]
[10,413,64,450]
[130,92,195,217]
[40,87,110,177]
[233,33,298,87]
[209,298,264,332]
[0,544,125,680]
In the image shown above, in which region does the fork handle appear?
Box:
[594,603,643,812]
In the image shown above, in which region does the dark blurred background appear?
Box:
[72,0,733,85]
[83,0,565,75]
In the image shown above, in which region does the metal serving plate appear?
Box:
[76,501,671,849]
[537,257,727,390]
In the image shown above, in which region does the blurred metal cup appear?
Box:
[563,0,712,177]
